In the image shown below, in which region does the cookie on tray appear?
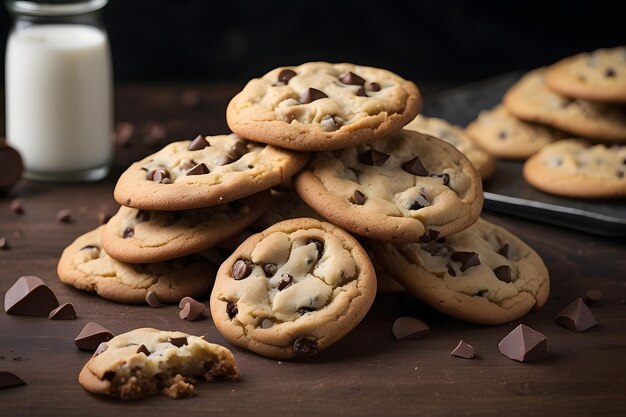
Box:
[503,68,626,142]
[404,115,496,179]
[370,218,550,325]
[293,129,483,243]
[465,105,566,159]
[102,191,270,264]
[58,226,216,304]
[523,139,626,198]
[226,62,421,151]
[210,218,376,359]
[114,134,309,211]
[78,328,238,400]
[545,46,626,103]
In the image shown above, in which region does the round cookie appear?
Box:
[57,226,216,304]
[404,115,496,179]
[102,191,271,264]
[523,139,626,198]
[210,218,377,359]
[503,68,626,142]
[79,328,238,400]
[545,46,626,103]
[226,62,422,151]
[293,129,484,243]
[370,218,550,325]
[465,104,566,159]
[114,134,310,210]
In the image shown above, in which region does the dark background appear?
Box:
[0,0,625,91]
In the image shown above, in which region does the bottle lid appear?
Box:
[6,0,108,16]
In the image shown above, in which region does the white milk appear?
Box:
[5,24,112,179]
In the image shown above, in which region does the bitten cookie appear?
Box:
[465,105,565,159]
[293,129,483,243]
[503,68,626,142]
[226,62,422,151]
[78,328,238,400]
[114,134,309,210]
[545,46,626,103]
[404,115,496,179]
[523,139,626,198]
[370,218,550,325]
[58,226,216,304]
[210,218,376,359]
[102,191,270,264]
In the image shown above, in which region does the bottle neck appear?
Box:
[6,0,108,17]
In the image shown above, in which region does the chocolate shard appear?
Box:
[56,209,73,223]
[339,71,366,85]
[136,344,150,356]
[554,298,597,332]
[179,298,206,321]
[584,289,602,304]
[498,324,547,362]
[4,275,59,316]
[450,251,481,272]
[300,88,328,104]
[401,156,429,176]
[232,259,255,280]
[493,265,512,283]
[353,190,367,205]
[187,135,210,151]
[366,82,381,92]
[74,322,114,351]
[186,162,210,176]
[293,336,318,356]
[392,316,430,341]
[169,336,188,347]
[450,340,475,359]
[226,302,238,319]
[0,371,26,389]
[48,302,76,320]
[145,291,162,308]
[419,229,439,243]
[278,69,297,84]
[358,149,390,166]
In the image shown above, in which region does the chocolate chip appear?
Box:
[56,209,73,223]
[232,259,255,280]
[277,274,294,291]
[293,336,318,356]
[187,135,210,151]
[401,156,429,176]
[339,71,365,85]
[74,322,114,351]
[169,336,188,347]
[0,371,26,389]
[226,302,238,319]
[263,263,278,277]
[353,190,367,205]
[356,86,368,97]
[494,265,512,283]
[358,149,390,166]
[278,69,297,83]
[149,169,170,184]
[307,239,324,260]
[367,82,381,92]
[145,291,162,308]
[10,198,24,214]
[122,227,134,239]
[498,324,547,362]
[300,88,328,104]
[447,263,456,277]
[554,298,597,332]
[605,67,616,77]
[231,139,249,159]
[451,251,480,272]
[392,316,430,341]
[136,344,150,356]
[450,340,475,359]
[48,302,76,320]
[186,163,210,176]
[584,289,602,303]
[179,299,205,321]
[93,342,108,357]
[498,244,510,259]
[215,154,236,166]
[4,276,59,316]
[0,236,9,250]
[419,229,439,243]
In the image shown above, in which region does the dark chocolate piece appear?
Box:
[419,229,439,243]
[0,371,26,389]
[263,263,278,277]
[498,244,510,259]
[149,169,170,184]
[339,71,365,85]
[353,190,367,205]
[169,336,188,347]
[0,143,23,191]
[226,302,238,319]
[356,86,368,97]
[74,322,114,351]
[293,336,318,356]
[300,88,328,104]
[498,324,547,362]
[450,340,475,359]
[401,156,429,176]
[278,69,297,83]
[277,274,294,291]
[4,275,59,316]
[554,298,597,332]
[232,259,254,280]
[408,195,429,210]
[56,209,73,223]
[48,302,76,320]
[186,163,210,176]
[366,82,381,92]
[136,344,150,356]
[493,265,512,283]
[187,134,209,151]
[392,316,430,341]
[307,239,324,260]
[450,251,480,272]
[358,149,390,166]
[179,298,205,321]
[447,263,456,277]
[122,227,134,239]
[145,291,162,308]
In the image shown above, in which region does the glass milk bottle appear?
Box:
[5,0,113,181]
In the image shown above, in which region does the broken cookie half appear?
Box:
[78,328,238,400]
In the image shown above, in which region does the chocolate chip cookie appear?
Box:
[226,62,422,151]
[210,218,376,359]
[293,129,483,243]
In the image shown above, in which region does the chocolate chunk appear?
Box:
[353,190,367,205]
[56,209,73,223]
[48,302,76,320]
[451,251,480,272]
[278,69,297,83]
[401,156,429,176]
[278,274,294,291]
[169,336,188,347]
[498,244,510,259]
[179,298,205,321]
[122,227,134,239]
[187,135,210,151]
[232,259,255,280]
[493,265,512,283]
[226,302,238,319]
[498,324,547,362]
[0,236,9,250]
[366,82,381,92]
[145,291,162,308]
[584,289,602,304]
[356,86,368,97]
[358,149,390,166]
[263,263,278,277]
[300,88,328,104]
[149,169,170,184]
[447,263,457,277]
[10,198,24,214]
[178,296,197,308]
[4,275,59,316]
[293,336,318,356]
[450,340,475,359]
[0,143,23,191]
[307,239,324,260]
[74,322,114,351]
[339,71,366,85]
[0,371,26,389]
[136,344,150,356]
[605,67,616,77]
[554,298,597,332]
[231,140,249,159]
[419,229,440,243]
[392,316,430,341]
[186,162,210,176]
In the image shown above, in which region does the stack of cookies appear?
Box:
[57,61,550,361]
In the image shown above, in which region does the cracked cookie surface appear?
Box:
[226,62,421,151]
[294,129,483,243]
[57,226,216,303]
[114,134,310,210]
[79,328,238,400]
[209,218,376,359]
[370,218,549,325]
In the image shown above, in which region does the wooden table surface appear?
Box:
[1,84,625,417]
